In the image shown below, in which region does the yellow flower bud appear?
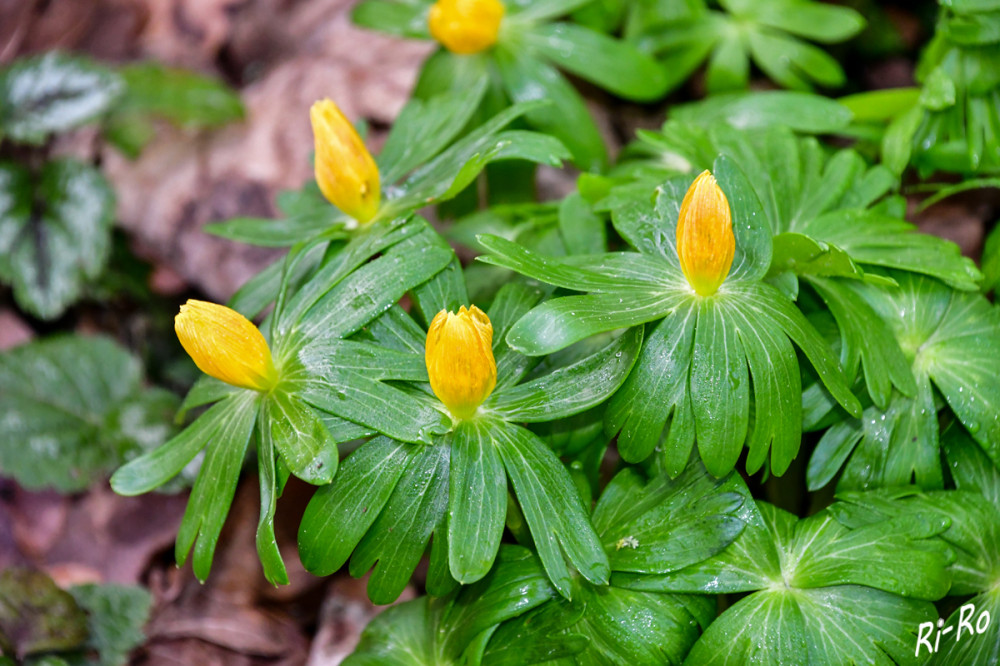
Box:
[310,99,381,225]
[426,305,497,420]
[428,0,505,55]
[175,300,278,392]
[676,170,735,297]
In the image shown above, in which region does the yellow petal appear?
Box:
[676,170,734,297]
[310,99,381,225]
[175,300,277,391]
[425,305,497,420]
[428,0,505,55]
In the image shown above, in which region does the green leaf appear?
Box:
[493,420,610,599]
[690,298,750,478]
[739,282,861,418]
[68,584,152,666]
[494,45,607,171]
[264,392,337,485]
[448,420,507,584]
[108,62,242,157]
[299,437,414,576]
[293,244,453,342]
[523,22,668,101]
[111,392,243,496]
[174,392,258,581]
[882,105,922,175]
[686,585,936,666]
[809,276,916,409]
[0,335,176,492]
[342,597,439,666]
[486,326,642,421]
[392,101,564,212]
[594,464,747,574]
[0,159,115,319]
[863,272,1000,467]
[255,423,289,586]
[557,192,606,255]
[351,0,431,39]
[753,2,865,43]
[839,87,921,122]
[605,307,697,467]
[746,29,846,90]
[350,443,449,604]
[0,52,123,144]
[505,290,684,356]
[670,91,853,134]
[378,82,487,183]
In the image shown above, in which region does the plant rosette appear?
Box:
[351,0,668,171]
[297,264,643,602]
[479,158,861,479]
[111,219,455,585]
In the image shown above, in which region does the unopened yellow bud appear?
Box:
[428,0,505,55]
[676,170,734,297]
[426,305,496,420]
[310,99,380,225]
[175,300,277,392]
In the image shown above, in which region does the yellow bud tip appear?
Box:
[175,300,277,392]
[425,305,497,420]
[676,170,734,297]
[428,0,505,55]
[310,99,381,225]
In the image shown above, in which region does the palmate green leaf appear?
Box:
[255,421,289,586]
[594,464,747,575]
[263,392,338,485]
[644,2,862,93]
[0,52,123,144]
[0,335,176,492]
[174,391,257,581]
[670,91,853,134]
[111,392,244,496]
[522,22,668,101]
[626,497,952,598]
[390,99,565,213]
[0,159,115,319]
[488,282,544,388]
[486,325,642,421]
[861,272,1000,462]
[627,495,950,664]
[488,158,857,477]
[806,375,939,492]
[448,419,507,584]
[493,45,607,171]
[480,463,745,665]
[345,546,557,666]
[299,437,413,576]
[377,79,487,183]
[686,585,937,666]
[492,419,609,598]
[350,442,450,604]
[605,307,697,473]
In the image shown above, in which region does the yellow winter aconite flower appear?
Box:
[428,0,505,55]
[310,99,381,224]
[676,170,735,297]
[425,305,497,420]
[175,300,277,392]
